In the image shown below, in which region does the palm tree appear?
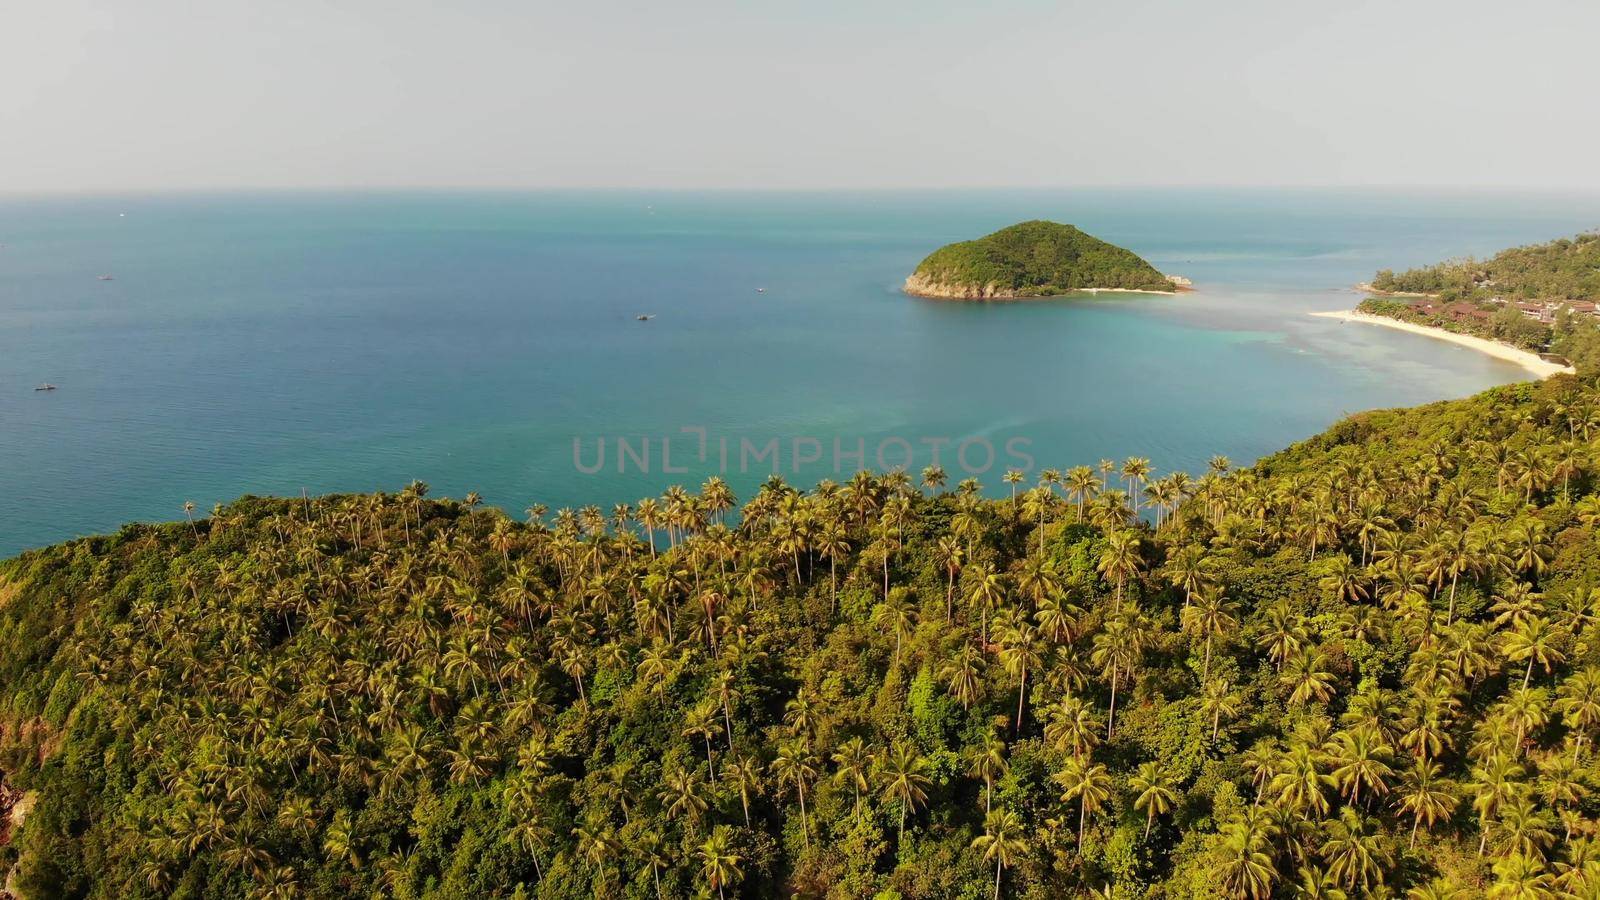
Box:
[573,823,622,890]
[831,736,872,810]
[1280,648,1337,706]
[658,766,709,832]
[1201,678,1242,742]
[971,808,1027,900]
[1131,761,1177,842]
[1321,808,1390,893]
[1556,666,1600,757]
[1504,617,1566,688]
[1395,760,1458,848]
[872,587,918,669]
[697,826,743,900]
[1165,544,1215,613]
[1003,469,1023,508]
[1121,456,1151,510]
[966,733,1009,814]
[921,464,947,494]
[1097,530,1143,609]
[1329,725,1395,808]
[877,742,932,843]
[772,738,818,853]
[682,699,724,779]
[633,830,671,899]
[1487,853,1557,900]
[1270,743,1333,819]
[1217,813,1276,899]
[721,754,762,828]
[1183,588,1238,680]
[935,536,964,624]
[939,645,985,710]
[966,563,1006,646]
[1044,694,1099,759]
[997,619,1044,731]
[1066,466,1098,520]
[1055,756,1112,845]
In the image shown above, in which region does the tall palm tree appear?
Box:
[721,754,762,828]
[1395,760,1458,848]
[1097,530,1143,610]
[966,733,1009,814]
[1055,756,1112,845]
[1504,617,1567,688]
[1131,761,1177,841]
[1320,808,1390,893]
[1201,678,1242,742]
[772,738,818,853]
[877,742,932,843]
[697,826,743,900]
[971,808,1027,900]
[1183,588,1239,681]
[872,587,918,669]
[1556,666,1600,757]
[831,736,872,810]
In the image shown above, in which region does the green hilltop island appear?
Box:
[904,220,1189,299]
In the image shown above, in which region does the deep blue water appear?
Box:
[2,188,1597,555]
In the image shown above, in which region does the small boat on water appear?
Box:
[97,274,114,281]
[756,287,766,293]
[636,314,655,321]
[35,383,57,391]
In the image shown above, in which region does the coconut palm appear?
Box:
[971,808,1027,900]
[1131,761,1177,841]
[877,742,932,842]
[1055,756,1112,845]
[697,826,743,900]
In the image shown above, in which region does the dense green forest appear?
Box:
[905,221,1172,298]
[1371,233,1600,303]
[5,374,1600,898]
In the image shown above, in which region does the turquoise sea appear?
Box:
[2,189,1597,555]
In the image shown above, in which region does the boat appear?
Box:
[756,287,766,293]
[97,274,114,281]
[35,384,57,391]
[636,314,654,321]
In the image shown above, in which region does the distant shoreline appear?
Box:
[1311,309,1574,379]
[1353,282,1437,299]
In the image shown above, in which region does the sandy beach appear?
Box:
[1311,310,1574,379]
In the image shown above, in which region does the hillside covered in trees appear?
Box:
[1362,232,1600,374]
[1371,232,1600,303]
[5,375,1600,898]
[904,221,1174,299]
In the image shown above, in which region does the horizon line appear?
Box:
[3,182,1600,200]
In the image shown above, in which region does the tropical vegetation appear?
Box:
[5,374,1600,897]
[905,221,1173,298]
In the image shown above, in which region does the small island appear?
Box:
[904,220,1183,299]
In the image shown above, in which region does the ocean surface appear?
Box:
[2,188,1597,556]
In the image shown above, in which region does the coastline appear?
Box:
[905,286,1180,300]
[1310,309,1574,379]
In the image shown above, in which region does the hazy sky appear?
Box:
[5,0,1598,192]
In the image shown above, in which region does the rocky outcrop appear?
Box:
[903,272,1019,299]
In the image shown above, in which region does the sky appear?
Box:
[3,0,1598,192]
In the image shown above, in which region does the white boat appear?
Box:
[35,383,57,391]
[97,274,114,281]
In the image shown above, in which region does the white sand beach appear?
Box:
[1311,309,1575,379]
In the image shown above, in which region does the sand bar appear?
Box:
[1311,309,1574,379]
